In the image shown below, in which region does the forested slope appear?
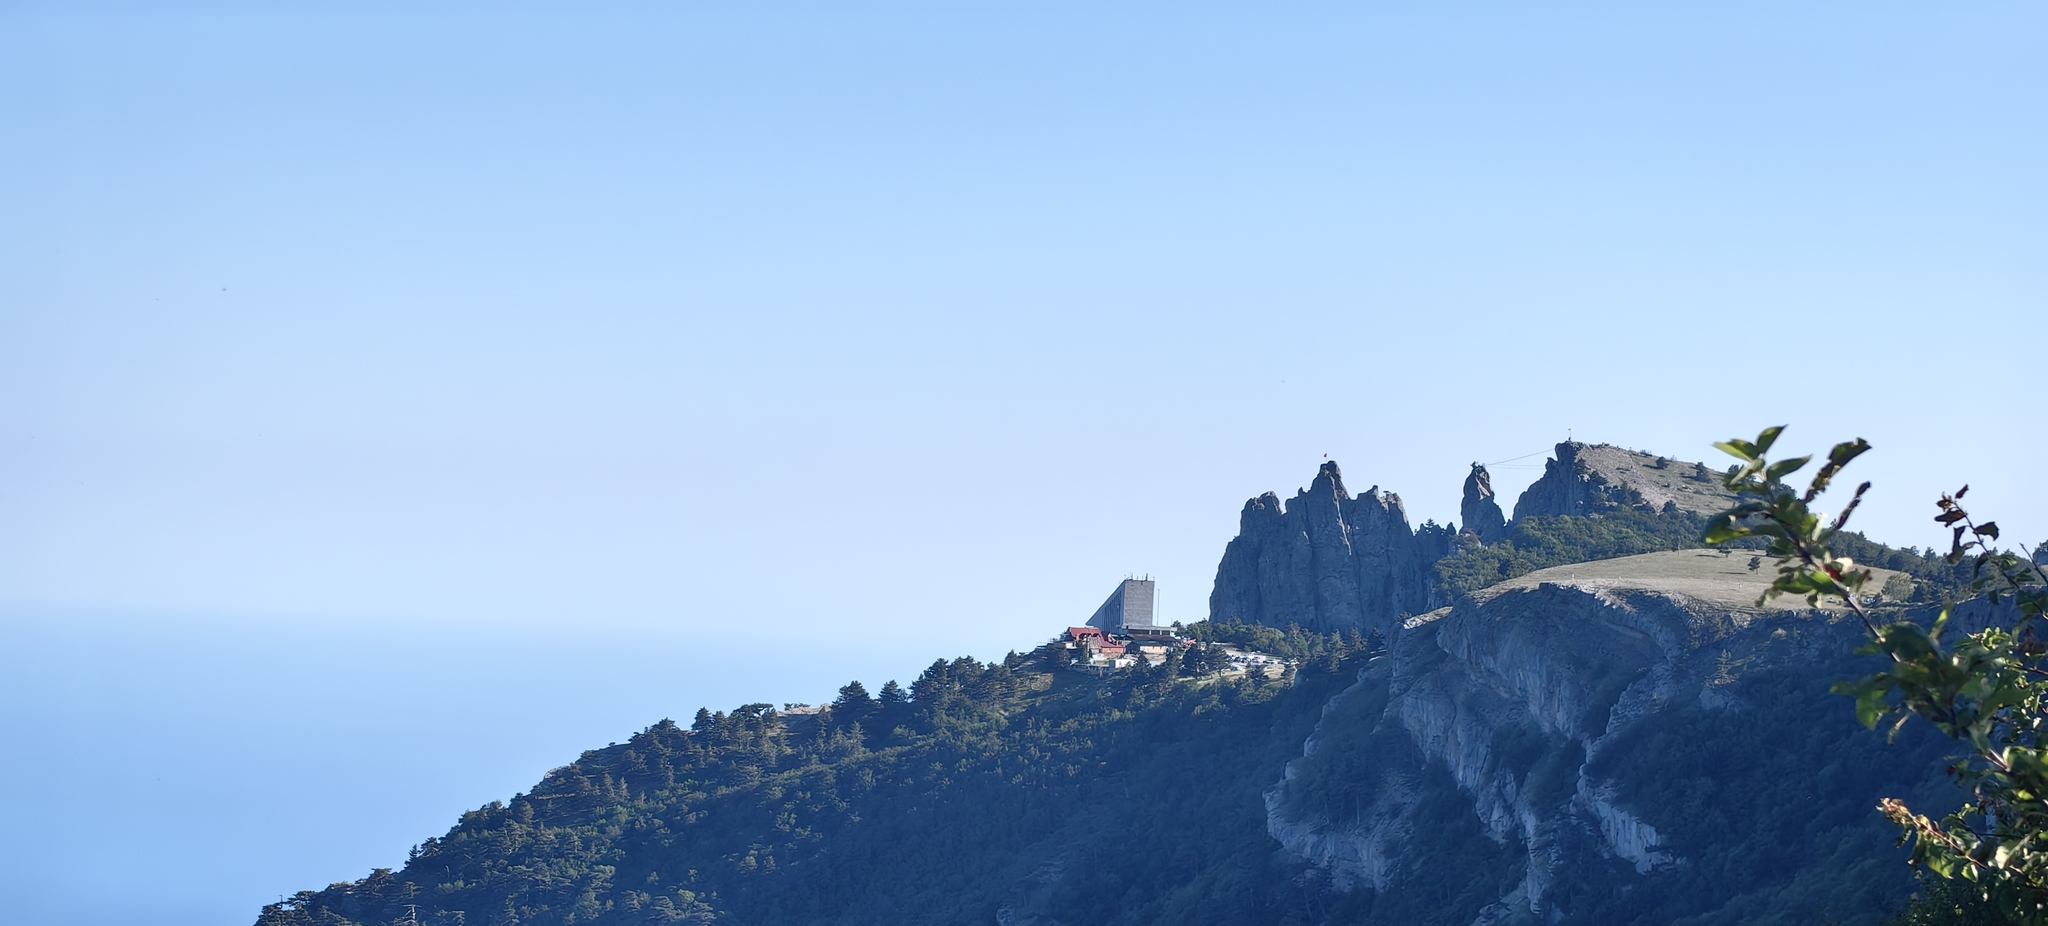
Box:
[257,642,1372,926]
[256,445,1992,926]
[260,604,1954,926]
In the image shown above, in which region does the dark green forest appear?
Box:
[259,615,1964,926]
[258,639,1373,926]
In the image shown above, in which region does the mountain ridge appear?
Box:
[1210,442,1738,634]
[255,440,1977,926]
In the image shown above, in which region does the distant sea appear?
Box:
[0,608,924,926]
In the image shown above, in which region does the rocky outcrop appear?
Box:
[1461,464,1507,545]
[1208,461,1444,636]
[993,860,1068,926]
[1214,442,1732,637]
[1264,567,1931,924]
[1512,442,1732,521]
[1510,442,1607,520]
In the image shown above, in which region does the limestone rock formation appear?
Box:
[1208,461,1442,636]
[1460,464,1507,545]
[1510,442,1606,520]
[1265,552,1947,924]
[1267,580,1699,914]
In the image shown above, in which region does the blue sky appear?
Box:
[2,3,2044,923]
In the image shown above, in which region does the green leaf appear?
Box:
[1714,440,1758,462]
[1804,439,1871,501]
[1765,455,1813,482]
[1825,438,1870,469]
[1733,458,1767,484]
[1834,677,1895,729]
[1703,514,1752,546]
[1753,425,1786,456]
[1927,853,1958,879]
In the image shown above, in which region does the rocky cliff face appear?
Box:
[1461,464,1507,545]
[1264,555,1950,925]
[1208,461,1449,636]
[1509,442,1606,520]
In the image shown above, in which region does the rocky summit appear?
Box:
[1207,461,1455,637]
[1204,442,1730,634]
[1513,442,1732,521]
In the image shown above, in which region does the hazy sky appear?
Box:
[3,3,2044,923]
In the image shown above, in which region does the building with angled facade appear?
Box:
[1085,578,1156,635]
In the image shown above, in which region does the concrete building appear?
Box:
[1085,578,1156,635]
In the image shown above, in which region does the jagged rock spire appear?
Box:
[1462,463,1507,545]
[1207,459,1448,635]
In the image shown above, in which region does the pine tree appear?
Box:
[832,680,879,729]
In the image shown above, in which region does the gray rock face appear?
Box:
[1208,461,1441,636]
[1263,574,1933,924]
[1510,442,1603,520]
[1461,464,1507,545]
[1267,584,1709,915]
